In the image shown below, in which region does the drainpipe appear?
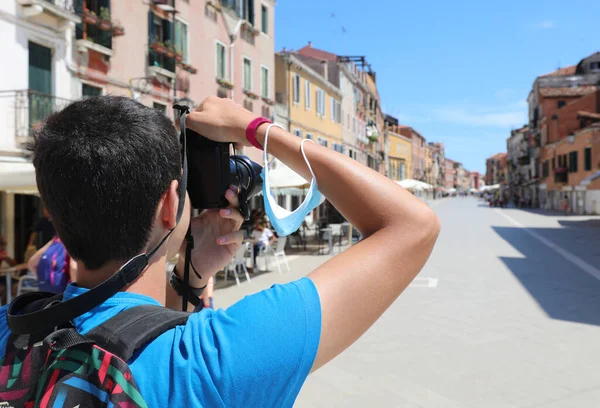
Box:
[229,20,243,100]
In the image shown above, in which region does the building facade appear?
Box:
[397,126,427,181]
[445,158,456,189]
[384,115,412,181]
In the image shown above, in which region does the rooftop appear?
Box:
[540,65,577,77]
[539,86,598,97]
[297,42,337,62]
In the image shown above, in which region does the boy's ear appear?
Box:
[160,180,180,229]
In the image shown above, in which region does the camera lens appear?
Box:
[230,155,263,199]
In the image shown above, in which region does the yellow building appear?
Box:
[387,127,412,181]
[275,53,343,149]
[424,144,434,185]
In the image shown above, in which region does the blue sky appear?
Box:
[274,0,600,173]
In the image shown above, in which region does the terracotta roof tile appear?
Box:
[540,65,577,77]
[538,86,598,97]
[297,45,337,62]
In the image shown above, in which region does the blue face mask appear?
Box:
[261,126,325,237]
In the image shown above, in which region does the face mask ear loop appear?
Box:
[299,138,317,187]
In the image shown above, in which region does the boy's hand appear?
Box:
[176,186,244,287]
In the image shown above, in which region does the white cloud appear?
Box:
[535,20,555,29]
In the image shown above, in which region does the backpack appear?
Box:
[0,292,189,407]
[36,237,71,293]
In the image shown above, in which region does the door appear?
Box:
[28,42,53,130]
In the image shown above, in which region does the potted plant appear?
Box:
[216,77,234,89]
[112,21,125,36]
[175,53,183,62]
[164,41,175,58]
[83,9,99,25]
[244,90,259,99]
[150,41,167,55]
[98,7,112,31]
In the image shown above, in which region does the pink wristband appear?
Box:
[246,117,272,150]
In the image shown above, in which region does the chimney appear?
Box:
[307,41,312,48]
[321,60,328,81]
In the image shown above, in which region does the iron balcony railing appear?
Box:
[0,90,72,147]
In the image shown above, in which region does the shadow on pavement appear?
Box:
[559,219,600,228]
[493,226,600,326]
[501,207,568,217]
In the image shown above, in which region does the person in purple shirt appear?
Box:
[0,96,439,406]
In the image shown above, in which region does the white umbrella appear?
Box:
[397,179,433,191]
[0,162,37,191]
[266,163,310,189]
[447,188,457,193]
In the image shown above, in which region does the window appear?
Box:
[261,66,269,97]
[82,84,102,98]
[569,151,578,172]
[552,157,556,170]
[243,100,253,111]
[216,42,226,79]
[336,101,342,124]
[317,137,328,147]
[293,74,300,104]
[333,143,343,153]
[277,194,285,207]
[330,96,335,121]
[316,88,325,116]
[584,147,592,171]
[153,102,167,115]
[543,160,549,178]
[353,118,357,132]
[175,19,189,63]
[398,163,406,180]
[243,58,252,91]
[347,114,350,129]
[304,80,311,109]
[348,149,353,158]
[557,100,566,108]
[591,62,600,71]
[306,133,312,140]
[148,12,175,72]
[261,5,268,34]
[293,129,302,137]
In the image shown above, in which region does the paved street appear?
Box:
[215,197,600,407]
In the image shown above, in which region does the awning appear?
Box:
[396,179,433,191]
[265,161,310,196]
[0,162,37,192]
[581,171,600,186]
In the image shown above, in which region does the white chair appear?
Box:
[16,272,38,296]
[263,237,290,274]
[225,243,252,286]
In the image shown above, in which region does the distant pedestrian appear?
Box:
[27,207,55,249]
[562,195,569,215]
[27,236,75,293]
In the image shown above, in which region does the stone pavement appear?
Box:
[214,197,600,407]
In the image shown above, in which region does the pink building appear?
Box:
[74,0,275,163]
[445,158,456,189]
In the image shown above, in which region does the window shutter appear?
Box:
[162,18,172,42]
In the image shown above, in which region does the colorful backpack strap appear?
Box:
[85,305,190,361]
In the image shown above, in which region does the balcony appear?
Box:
[148,42,176,78]
[554,169,568,184]
[517,154,531,166]
[19,0,81,24]
[75,6,125,53]
[0,90,72,149]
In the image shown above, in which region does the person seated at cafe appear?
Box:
[250,221,275,272]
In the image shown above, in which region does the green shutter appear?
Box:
[584,148,592,171]
[28,42,52,95]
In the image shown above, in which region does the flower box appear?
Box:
[262,97,275,105]
[98,19,112,31]
[216,77,234,89]
[175,53,183,62]
[83,9,99,25]
[244,90,259,100]
[150,42,168,55]
[179,62,198,74]
[112,24,125,36]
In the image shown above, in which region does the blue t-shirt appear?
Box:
[0,277,321,407]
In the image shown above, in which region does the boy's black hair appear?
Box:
[32,96,181,270]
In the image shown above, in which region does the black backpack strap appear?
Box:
[85,305,190,362]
